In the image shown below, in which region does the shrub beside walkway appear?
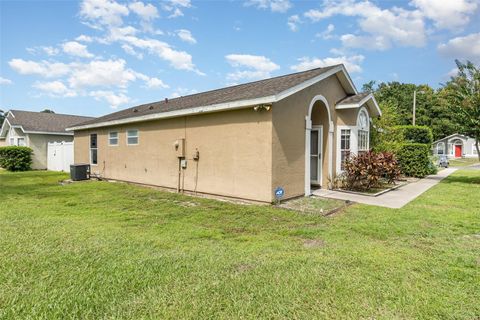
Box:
[314,168,458,208]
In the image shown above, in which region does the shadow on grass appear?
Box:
[442,174,480,185]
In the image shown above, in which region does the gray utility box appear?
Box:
[70,164,90,181]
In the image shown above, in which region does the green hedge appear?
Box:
[397,143,437,178]
[0,146,33,171]
[391,126,433,144]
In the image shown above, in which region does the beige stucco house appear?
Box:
[0,110,93,169]
[68,65,381,202]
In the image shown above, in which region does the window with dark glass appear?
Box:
[340,129,351,170]
[90,134,98,165]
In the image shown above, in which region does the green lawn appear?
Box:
[449,157,479,167]
[0,170,479,319]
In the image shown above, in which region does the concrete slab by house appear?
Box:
[312,168,458,209]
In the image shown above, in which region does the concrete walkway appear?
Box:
[313,168,458,209]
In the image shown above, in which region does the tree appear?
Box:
[41,109,55,113]
[0,109,4,128]
[443,60,480,160]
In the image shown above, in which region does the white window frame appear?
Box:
[9,137,15,146]
[126,129,139,146]
[17,137,26,146]
[108,131,119,146]
[336,126,356,173]
[90,133,98,166]
[357,107,370,153]
[436,142,445,155]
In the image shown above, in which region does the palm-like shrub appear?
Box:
[342,151,400,191]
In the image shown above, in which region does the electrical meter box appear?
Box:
[174,138,185,158]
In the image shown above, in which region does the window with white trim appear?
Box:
[90,134,98,165]
[340,129,351,170]
[357,110,369,154]
[448,143,454,155]
[437,142,445,155]
[108,131,118,146]
[9,138,14,145]
[127,129,138,145]
[17,137,26,146]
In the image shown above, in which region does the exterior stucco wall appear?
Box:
[74,108,273,202]
[271,74,356,199]
[28,134,74,169]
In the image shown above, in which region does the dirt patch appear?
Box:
[233,263,255,274]
[279,196,346,216]
[303,239,326,248]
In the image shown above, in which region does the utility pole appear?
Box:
[413,90,425,126]
[413,90,416,126]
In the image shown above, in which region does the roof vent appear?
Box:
[165,98,169,103]
[133,108,138,112]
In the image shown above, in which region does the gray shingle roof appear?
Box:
[6,110,94,134]
[337,92,371,105]
[76,65,340,127]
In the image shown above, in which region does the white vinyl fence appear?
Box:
[47,142,74,172]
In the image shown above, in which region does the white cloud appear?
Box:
[225,54,280,81]
[340,34,390,51]
[33,81,77,97]
[68,59,136,89]
[290,55,365,73]
[145,77,169,89]
[121,44,143,59]
[162,0,191,18]
[9,59,70,78]
[75,35,93,42]
[287,15,301,32]
[26,46,60,56]
[245,0,292,13]
[438,33,480,63]
[176,29,196,44]
[89,90,130,108]
[0,77,13,85]
[116,35,202,73]
[410,0,478,30]
[42,46,60,56]
[316,23,335,40]
[62,41,95,58]
[128,1,158,20]
[304,0,426,50]
[80,0,129,27]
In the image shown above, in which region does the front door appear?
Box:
[310,126,323,186]
[455,145,462,158]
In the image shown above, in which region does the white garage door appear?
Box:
[47,142,74,172]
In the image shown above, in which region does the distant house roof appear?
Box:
[69,64,365,130]
[1,110,94,137]
[432,133,471,144]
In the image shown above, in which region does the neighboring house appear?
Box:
[0,110,94,169]
[433,133,479,158]
[68,65,381,203]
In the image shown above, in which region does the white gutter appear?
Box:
[67,65,355,131]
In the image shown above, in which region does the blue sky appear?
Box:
[0,0,479,117]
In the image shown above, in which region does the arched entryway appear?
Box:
[305,95,333,196]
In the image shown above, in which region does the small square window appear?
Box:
[109,131,119,146]
[17,138,26,146]
[127,129,138,145]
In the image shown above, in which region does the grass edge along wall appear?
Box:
[72,66,380,202]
